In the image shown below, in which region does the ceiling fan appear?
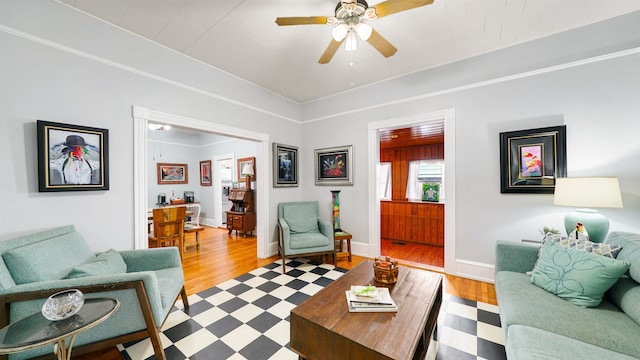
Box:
[275,0,434,64]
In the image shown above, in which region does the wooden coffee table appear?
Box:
[290,260,443,360]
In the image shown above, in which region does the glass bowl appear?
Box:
[41,289,85,321]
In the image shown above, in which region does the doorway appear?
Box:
[378,121,445,270]
[367,109,456,274]
[214,155,234,228]
[132,106,271,258]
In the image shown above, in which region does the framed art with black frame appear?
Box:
[499,125,567,194]
[314,145,353,186]
[273,143,298,187]
[37,120,109,192]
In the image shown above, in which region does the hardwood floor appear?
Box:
[77,226,496,359]
[381,238,444,268]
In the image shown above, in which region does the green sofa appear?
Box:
[495,231,640,359]
[0,225,189,360]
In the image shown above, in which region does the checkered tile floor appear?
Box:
[118,259,506,360]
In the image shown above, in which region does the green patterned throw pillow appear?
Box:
[531,240,630,307]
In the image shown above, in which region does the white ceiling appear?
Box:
[60,0,640,103]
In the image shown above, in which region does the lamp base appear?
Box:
[564,209,610,243]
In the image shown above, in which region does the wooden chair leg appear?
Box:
[180,286,190,309]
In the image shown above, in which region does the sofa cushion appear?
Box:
[531,240,630,307]
[495,271,640,358]
[607,276,640,327]
[287,217,319,234]
[65,249,127,279]
[2,232,94,284]
[506,325,639,360]
[289,232,330,250]
[606,231,640,282]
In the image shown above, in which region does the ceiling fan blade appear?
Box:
[371,0,434,19]
[366,29,397,57]
[318,39,344,64]
[275,16,328,26]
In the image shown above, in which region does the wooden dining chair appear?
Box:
[148,207,186,259]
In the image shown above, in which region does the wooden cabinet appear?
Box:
[226,189,255,237]
[380,200,444,246]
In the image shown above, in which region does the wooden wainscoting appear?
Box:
[381,201,444,246]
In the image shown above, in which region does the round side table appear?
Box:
[0,297,119,360]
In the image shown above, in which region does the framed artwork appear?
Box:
[499,125,567,194]
[157,163,188,184]
[273,143,298,187]
[37,120,109,192]
[200,160,212,186]
[314,145,353,186]
[422,183,440,202]
[237,157,256,182]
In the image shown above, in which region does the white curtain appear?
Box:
[406,161,421,200]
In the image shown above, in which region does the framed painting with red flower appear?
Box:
[37,120,109,192]
[499,125,566,194]
[314,145,353,186]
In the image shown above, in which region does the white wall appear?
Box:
[300,12,640,280]
[0,0,302,252]
[1,1,639,281]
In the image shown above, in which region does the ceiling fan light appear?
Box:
[355,23,372,40]
[345,32,358,51]
[332,24,349,41]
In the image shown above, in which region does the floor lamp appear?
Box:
[553,177,623,243]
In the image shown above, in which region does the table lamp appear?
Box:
[553,177,623,243]
[241,163,254,190]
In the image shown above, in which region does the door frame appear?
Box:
[367,108,456,274]
[133,105,270,258]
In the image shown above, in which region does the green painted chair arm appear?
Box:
[318,218,334,239]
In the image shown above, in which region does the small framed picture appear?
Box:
[314,145,353,186]
[273,143,298,187]
[37,120,109,192]
[422,183,440,202]
[200,160,212,186]
[499,125,567,194]
[157,163,188,184]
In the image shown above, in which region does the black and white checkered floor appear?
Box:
[118,259,506,360]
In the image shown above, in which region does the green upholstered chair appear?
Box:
[277,201,336,273]
[0,225,189,360]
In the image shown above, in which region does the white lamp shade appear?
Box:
[553,177,623,209]
[355,23,372,40]
[332,24,349,41]
[241,163,254,177]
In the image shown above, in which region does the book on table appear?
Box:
[345,285,398,313]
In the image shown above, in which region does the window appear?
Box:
[406,160,444,201]
[377,163,392,200]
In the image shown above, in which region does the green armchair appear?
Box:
[277,201,336,273]
[0,225,189,360]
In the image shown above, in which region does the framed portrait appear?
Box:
[37,120,109,192]
[499,125,567,194]
[157,163,188,184]
[237,157,256,182]
[314,145,353,186]
[200,160,212,186]
[273,143,298,187]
